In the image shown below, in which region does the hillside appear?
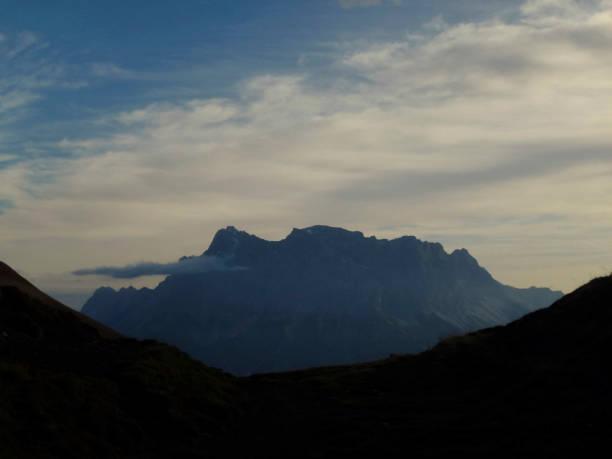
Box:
[0,262,243,459]
[2,261,611,457]
[238,273,612,457]
[82,226,562,375]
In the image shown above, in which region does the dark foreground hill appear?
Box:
[2,261,611,458]
[242,274,612,458]
[0,262,243,458]
[82,225,562,374]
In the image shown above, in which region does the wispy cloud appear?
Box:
[72,255,240,279]
[4,31,40,60]
[0,32,46,122]
[90,62,135,79]
[0,31,136,163]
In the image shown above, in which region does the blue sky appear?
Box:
[2,0,612,307]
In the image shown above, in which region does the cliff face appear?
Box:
[83,226,562,375]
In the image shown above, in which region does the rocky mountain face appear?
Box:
[82,226,562,375]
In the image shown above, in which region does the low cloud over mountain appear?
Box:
[73,255,240,279]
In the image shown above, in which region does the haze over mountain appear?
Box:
[2,261,611,457]
[81,225,562,375]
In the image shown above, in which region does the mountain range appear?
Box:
[82,225,562,374]
[1,260,610,457]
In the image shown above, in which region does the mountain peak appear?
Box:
[204,226,255,256]
[287,225,365,240]
[451,247,474,259]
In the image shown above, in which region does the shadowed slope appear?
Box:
[0,262,120,339]
[237,274,612,458]
[0,262,243,459]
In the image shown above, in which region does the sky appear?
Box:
[1,0,611,308]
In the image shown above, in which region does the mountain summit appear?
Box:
[82,226,562,375]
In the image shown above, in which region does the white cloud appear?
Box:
[0,90,40,117]
[520,0,591,17]
[2,0,612,296]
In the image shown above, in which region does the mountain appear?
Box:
[0,262,243,458]
[82,225,562,375]
[2,260,611,458]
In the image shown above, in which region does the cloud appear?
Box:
[0,90,40,117]
[0,32,46,121]
[520,0,589,17]
[0,31,135,166]
[90,62,135,79]
[2,0,612,295]
[5,31,40,59]
[72,255,240,279]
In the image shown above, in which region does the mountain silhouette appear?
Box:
[82,225,562,374]
[2,260,611,457]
